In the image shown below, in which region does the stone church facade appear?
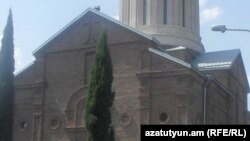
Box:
[12,0,249,141]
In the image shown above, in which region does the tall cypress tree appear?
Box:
[84,29,115,141]
[0,9,15,141]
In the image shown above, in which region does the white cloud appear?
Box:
[14,46,23,73]
[200,6,223,24]
[113,15,119,20]
[199,0,208,8]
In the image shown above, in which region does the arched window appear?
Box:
[182,0,186,27]
[127,0,130,24]
[143,0,147,25]
[163,0,168,24]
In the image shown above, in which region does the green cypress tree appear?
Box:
[0,9,15,141]
[84,29,115,141]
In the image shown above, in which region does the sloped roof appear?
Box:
[149,48,192,68]
[33,8,154,56]
[149,48,249,94]
[191,49,249,92]
[192,49,240,71]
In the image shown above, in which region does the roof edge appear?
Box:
[149,48,235,95]
[33,8,154,56]
[149,48,192,68]
[14,62,34,77]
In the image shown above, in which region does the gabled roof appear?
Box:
[33,8,154,56]
[192,49,240,71]
[148,48,234,95]
[192,49,249,92]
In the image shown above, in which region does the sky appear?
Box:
[0,0,249,109]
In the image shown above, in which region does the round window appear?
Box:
[159,113,169,124]
[120,113,132,126]
[121,115,129,123]
[50,118,61,130]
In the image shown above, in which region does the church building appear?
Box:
[13,0,249,141]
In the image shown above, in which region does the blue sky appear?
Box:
[0,0,250,109]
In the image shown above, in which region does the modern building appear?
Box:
[13,0,249,141]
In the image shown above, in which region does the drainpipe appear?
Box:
[203,75,212,125]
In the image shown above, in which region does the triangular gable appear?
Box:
[33,8,154,56]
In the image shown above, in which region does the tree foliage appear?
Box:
[84,29,115,141]
[0,9,15,141]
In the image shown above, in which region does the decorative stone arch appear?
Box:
[75,97,86,127]
[65,87,88,141]
[65,87,87,128]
